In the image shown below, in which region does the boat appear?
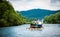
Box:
[30,19,43,28]
[26,19,43,30]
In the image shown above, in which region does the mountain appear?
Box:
[19,9,58,20]
[43,11,60,24]
[0,0,27,27]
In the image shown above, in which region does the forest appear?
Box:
[43,11,60,24]
[0,0,28,27]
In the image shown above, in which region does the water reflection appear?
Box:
[0,24,60,37]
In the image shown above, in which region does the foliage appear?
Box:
[20,9,57,20]
[43,12,60,24]
[0,0,27,27]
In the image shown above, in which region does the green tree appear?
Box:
[0,0,27,27]
[43,12,60,24]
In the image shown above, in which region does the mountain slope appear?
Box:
[0,0,27,27]
[43,11,60,24]
[19,9,58,19]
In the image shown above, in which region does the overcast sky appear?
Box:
[8,0,60,11]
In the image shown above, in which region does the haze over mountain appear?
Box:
[18,9,59,20]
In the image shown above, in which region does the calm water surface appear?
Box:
[0,24,60,37]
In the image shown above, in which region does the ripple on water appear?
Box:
[0,24,60,37]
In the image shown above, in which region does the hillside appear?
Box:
[19,9,58,20]
[43,11,60,24]
[0,0,27,27]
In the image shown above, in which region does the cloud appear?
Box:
[8,0,60,11]
[51,0,60,6]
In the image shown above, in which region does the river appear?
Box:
[0,24,60,37]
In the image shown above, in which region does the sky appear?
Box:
[8,0,60,11]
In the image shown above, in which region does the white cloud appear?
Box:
[8,0,60,11]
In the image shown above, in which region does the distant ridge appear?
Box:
[18,9,59,19]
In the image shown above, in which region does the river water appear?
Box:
[0,24,60,37]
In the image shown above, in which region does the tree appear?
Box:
[43,12,60,24]
[0,0,27,27]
